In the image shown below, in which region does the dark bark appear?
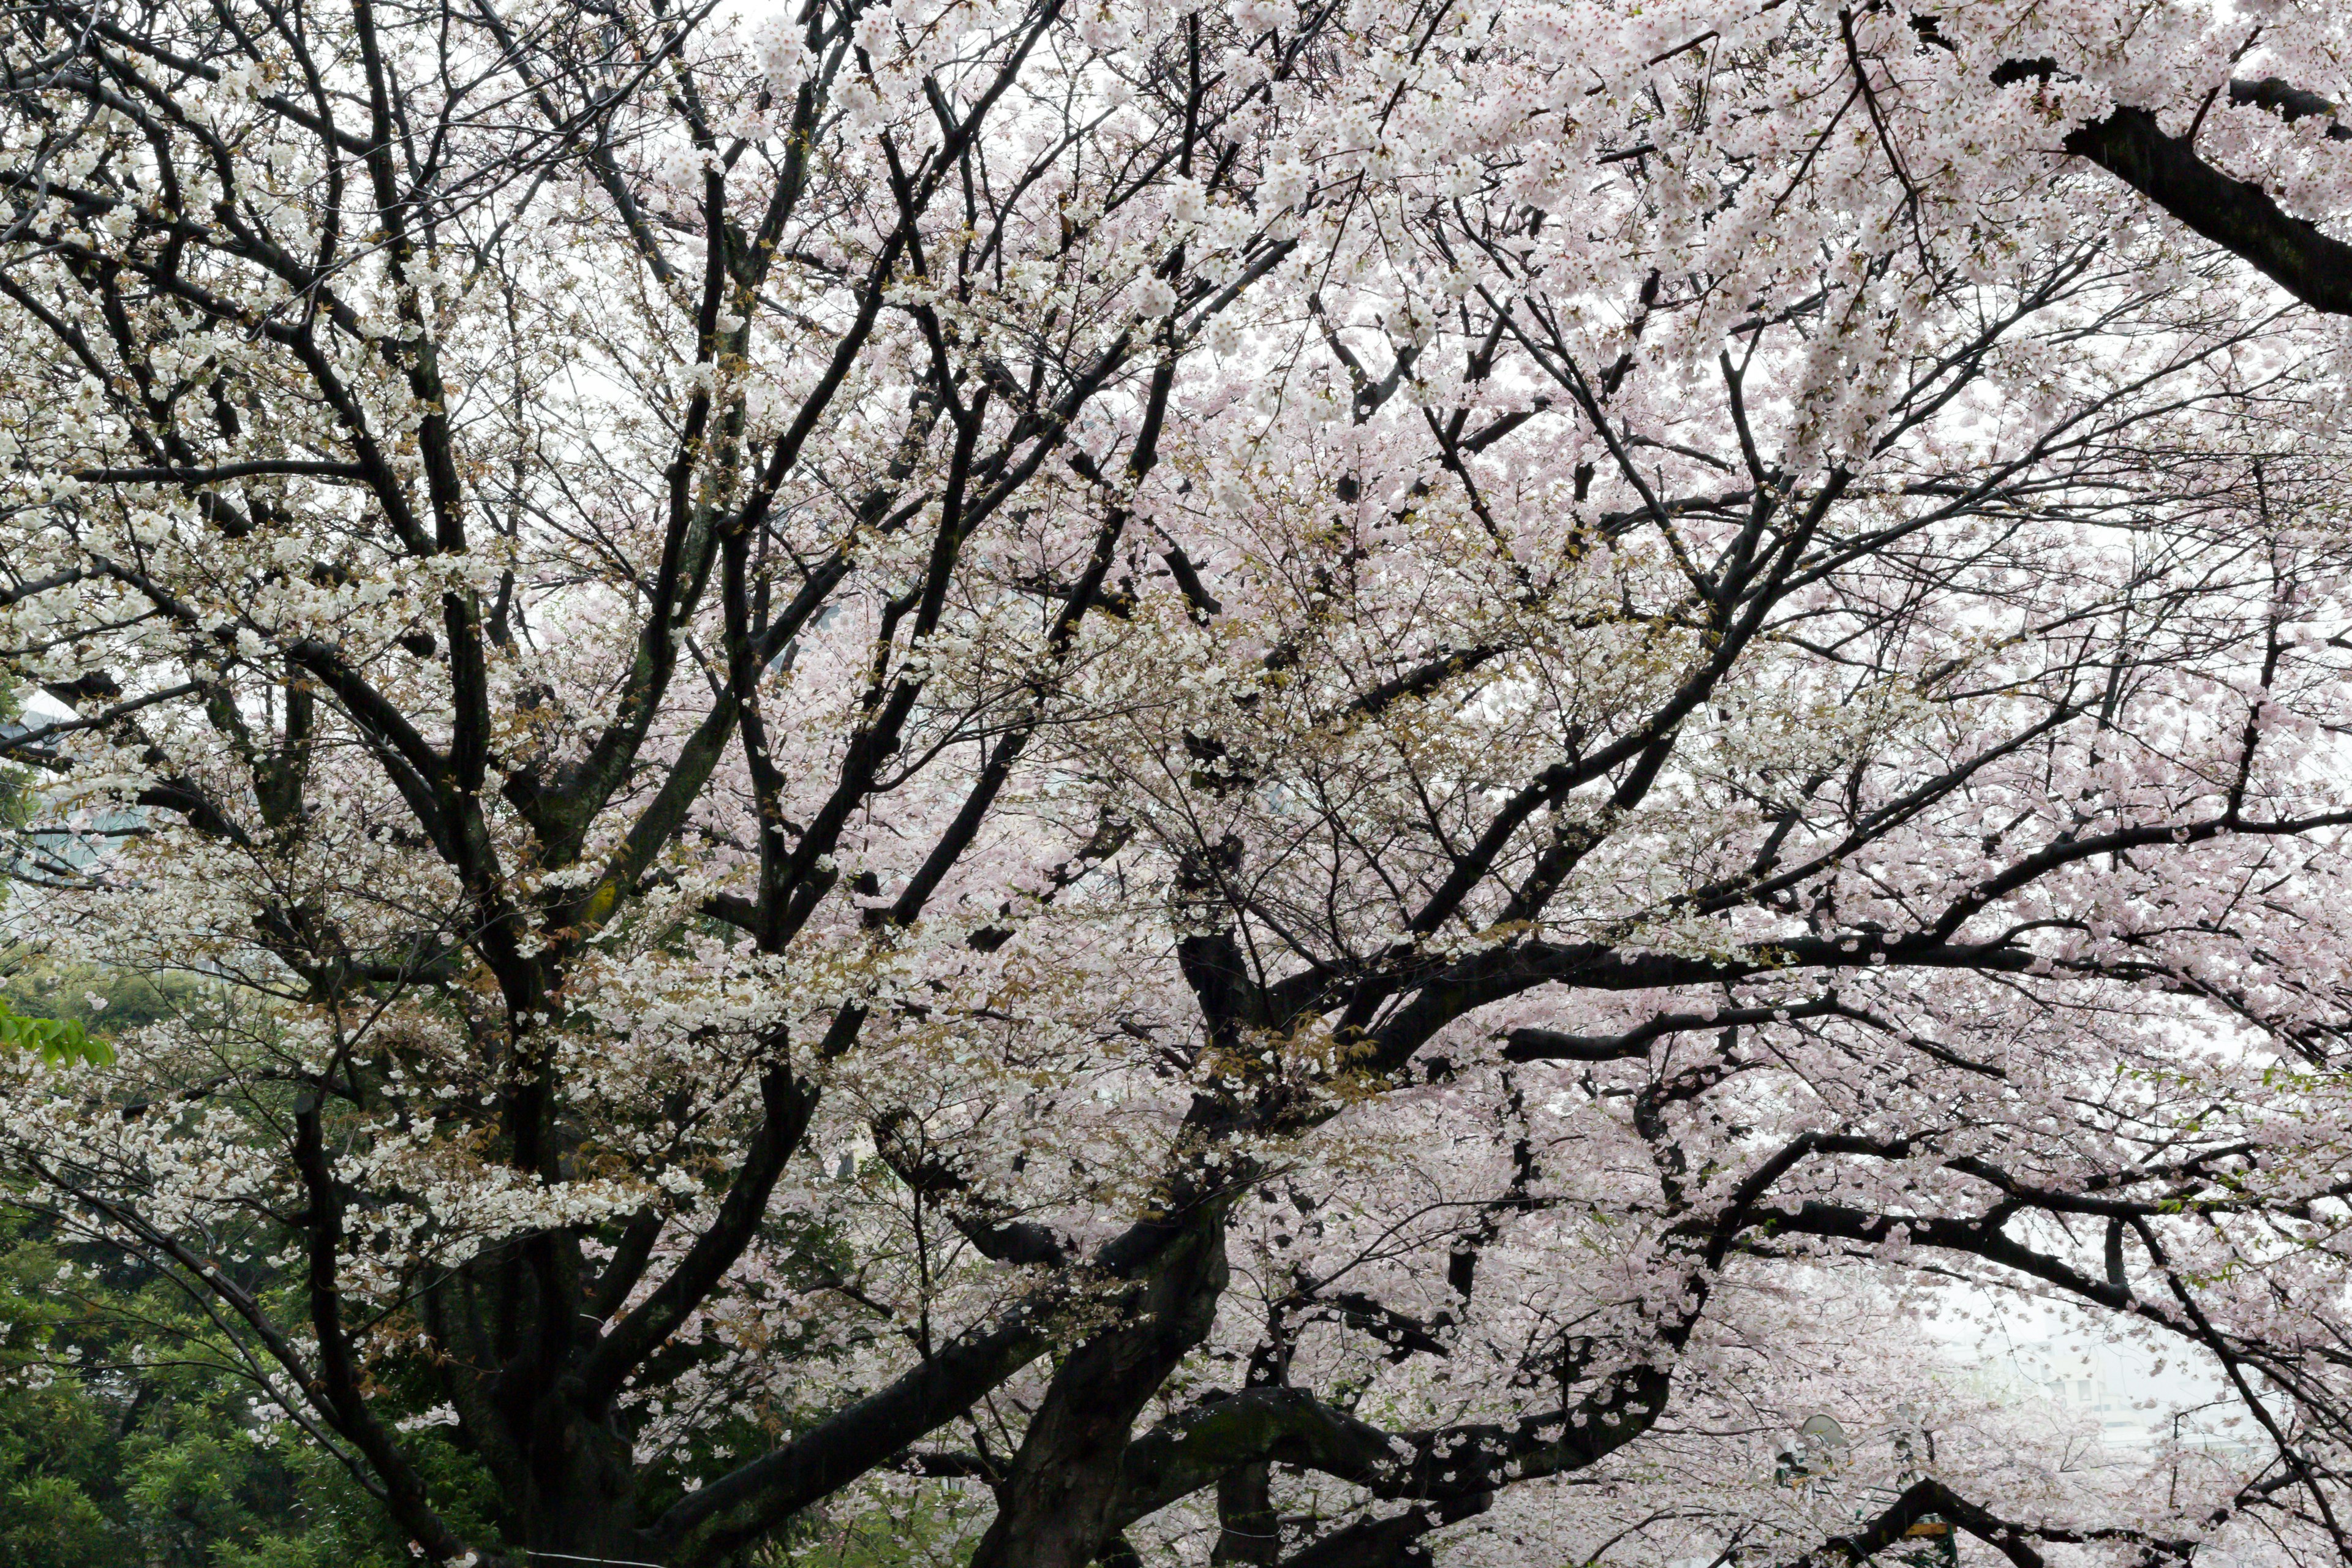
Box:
[1276,1512,1444,1568]
[2064,105,2352,316]
[1211,1463,1281,1566]
[967,1208,1232,1568]
[514,1415,644,1564]
[1997,63,2352,317]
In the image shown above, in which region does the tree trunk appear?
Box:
[1211,1462,1281,1565]
[519,1406,644,1564]
[968,1211,1231,1568]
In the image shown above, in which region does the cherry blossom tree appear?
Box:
[5,2,2352,1567]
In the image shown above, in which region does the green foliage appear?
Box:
[0,1206,416,1567]
[0,954,514,1565]
[0,1001,110,1066]
[2,956,194,1041]
[0,948,183,1065]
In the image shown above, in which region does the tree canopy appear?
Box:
[4,2,2352,1566]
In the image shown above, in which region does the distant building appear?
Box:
[2006,1340,2149,1446]
[2003,1337,2248,1455]
[1,712,145,894]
